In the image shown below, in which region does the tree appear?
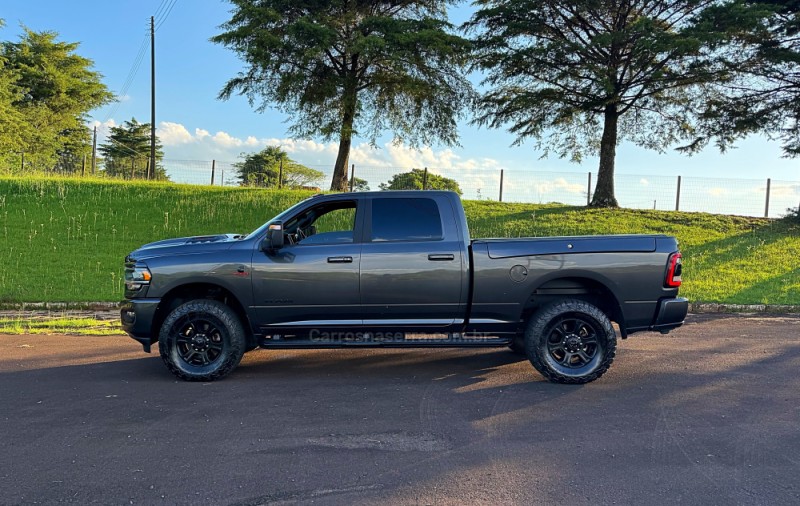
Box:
[98,118,167,180]
[0,25,30,169]
[1,27,113,171]
[692,1,800,157]
[467,1,765,207]
[351,176,370,191]
[212,0,473,192]
[379,168,462,194]
[234,146,324,188]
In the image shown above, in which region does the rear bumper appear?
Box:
[120,298,161,352]
[650,297,689,333]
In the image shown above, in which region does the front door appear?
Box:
[251,198,363,331]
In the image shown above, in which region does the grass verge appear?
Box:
[0,316,122,335]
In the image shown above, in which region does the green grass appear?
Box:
[0,316,122,335]
[1,175,798,305]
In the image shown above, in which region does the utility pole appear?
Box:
[149,15,156,180]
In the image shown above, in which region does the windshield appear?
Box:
[243,197,316,241]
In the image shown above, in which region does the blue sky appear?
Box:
[3,0,798,185]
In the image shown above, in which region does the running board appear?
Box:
[258,332,511,349]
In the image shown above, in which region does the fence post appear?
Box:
[278,159,283,188]
[82,154,86,177]
[423,167,428,190]
[349,164,355,192]
[498,169,504,202]
[20,152,24,172]
[675,175,681,211]
[91,126,97,174]
[765,178,771,218]
[587,172,592,206]
[210,160,216,186]
[131,159,135,179]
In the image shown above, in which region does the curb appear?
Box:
[689,303,800,314]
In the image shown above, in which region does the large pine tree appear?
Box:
[98,118,167,180]
[212,0,473,191]
[467,0,767,207]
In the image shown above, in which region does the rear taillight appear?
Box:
[665,252,682,288]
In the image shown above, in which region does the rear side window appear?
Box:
[371,198,443,242]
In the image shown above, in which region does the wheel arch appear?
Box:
[521,276,626,338]
[152,283,255,348]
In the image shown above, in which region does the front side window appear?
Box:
[371,198,442,242]
[284,201,357,245]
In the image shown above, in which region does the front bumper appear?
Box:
[650,297,689,333]
[120,298,161,352]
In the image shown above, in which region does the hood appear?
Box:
[126,234,244,261]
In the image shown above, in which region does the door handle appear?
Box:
[327,256,353,263]
[428,254,455,261]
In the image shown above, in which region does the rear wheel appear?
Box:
[524,299,616,384]
[158,299,246,381]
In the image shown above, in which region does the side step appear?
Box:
[258,332,512,349]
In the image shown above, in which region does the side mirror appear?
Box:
[265,221,284,251]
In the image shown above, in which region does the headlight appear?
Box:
[125,264,152,291]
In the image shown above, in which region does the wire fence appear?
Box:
[3,156,798,218]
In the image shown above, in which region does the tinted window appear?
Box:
[371,198,443,242]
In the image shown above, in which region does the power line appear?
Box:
[152,0,171,21]
[101,31,150,123]
[98,1,178,147]
[155,0,178,31]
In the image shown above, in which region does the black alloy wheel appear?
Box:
[524,299,617,384]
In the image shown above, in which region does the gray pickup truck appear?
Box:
[121,190,687,384]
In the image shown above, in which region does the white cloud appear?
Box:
[533,177,585,195]
[211,131,243,148]
[91,119,117,139]
[149,122,504,171]
[158,122,193,145]
[770,183,800,198]
[640,178,649,186]
[141,121,508,194]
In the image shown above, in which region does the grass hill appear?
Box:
[2,176,798,305]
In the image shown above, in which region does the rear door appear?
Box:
[359,194,466,328]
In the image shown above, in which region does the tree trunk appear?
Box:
[330,85,357,192]
[590,103,620,207]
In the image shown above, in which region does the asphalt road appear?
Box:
[1,314,799,505]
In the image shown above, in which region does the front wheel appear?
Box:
[158,300,246,381]
[525,299,617,384]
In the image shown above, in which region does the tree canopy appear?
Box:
[212,0,473,192]
[467,0,767,207]
[692,1,800,157]
[234,146,324,188]
[0,27,113,172]
[379,168,462,194]
[98,118,167,180]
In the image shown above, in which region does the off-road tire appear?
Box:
[524,299,616,384]
[158,299,246,381]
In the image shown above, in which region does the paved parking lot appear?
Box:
[1,314,799,505]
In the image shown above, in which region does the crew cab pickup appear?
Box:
[121,190,687,384]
